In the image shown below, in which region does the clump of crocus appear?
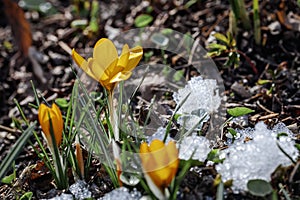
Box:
[38,103,63,150]
[72,38,143,141]
[140,139,179,200]
[38,103,68,189]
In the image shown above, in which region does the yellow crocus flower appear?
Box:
[140,139,179,200]
[38,103,63,149]
[72,38,143,91]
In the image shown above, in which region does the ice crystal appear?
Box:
[172,76,221,130]
[99,187,141,200]
[147,127,173,143]
[69,180,92,200]
[179,134,211,161]
[173,76,221,114]
[216,122,298,192]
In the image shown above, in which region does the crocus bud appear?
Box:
[38,103,63,149]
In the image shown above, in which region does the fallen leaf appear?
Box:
[3,0,32,57]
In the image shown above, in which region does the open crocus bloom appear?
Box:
[72,38,143,91]
[38,103,63,149]
[140,139,179,200]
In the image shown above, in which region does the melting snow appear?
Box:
[216,122,298,191]
[179,134,211,161]
[99,187,141,200]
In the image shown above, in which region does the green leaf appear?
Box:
[173,70,184,82]
[216,181,224,200]
[184,0,198,8]
[206,50,222,57]
[1,173,15,184]
[226,31,236,47]
[207,43,227,51]
[228,128,237,137]
[227,107,254,117]
[161,28,173,35]
[207,149,223,163]
[295,143,300,151]
[276,132,288,139]
[134,14,153,27]
[0,122,36,180]
[257,79,271,85]
[247,179,273,197]
[20,192,33,200]
[55,98,69,108]
[71,19,88,29]
[213,33,229,46]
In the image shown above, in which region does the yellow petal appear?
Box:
[165,141,179,184]
[149,139,165,151]
[51,103,63,146]
[117,44,130,68]
[140,142,149,153]
[72,49,98,81]
[93,38,118,74]
[143,172,165,200]
[38,104,48,126]
[38,104,51,143]
[84,57,107,82]
[140,142,150,164]
[94,38,108,48]
[166,141,179,165]
[109,71,132,83]
[72,49,86,67]
[126,46,143,71]
[149,139,169,170]
[38,103,63,147]
[149,166,172,188]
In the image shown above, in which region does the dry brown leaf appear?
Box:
[3,0,32,57]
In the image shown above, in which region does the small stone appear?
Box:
[231,82,251,98]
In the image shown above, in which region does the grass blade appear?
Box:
[0,122,36,180]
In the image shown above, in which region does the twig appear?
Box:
[256,100,274,114]
[236,49,258,74]
[0,124,21,134]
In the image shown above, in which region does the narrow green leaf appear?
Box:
[20,191,33,200]
[227,128,237,136]
[213,33,229,46]
[227,107,254,117]
[257,79,271,85]
[184,0,198,8]
[206,51,221,57]
[279,183,292,200]
[134,14,153,27]
[207,43,227,51]
[247,179,273,197]
[0,122,36,180]
[216,181,224,200]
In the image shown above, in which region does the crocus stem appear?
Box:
[108,91,119,141]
